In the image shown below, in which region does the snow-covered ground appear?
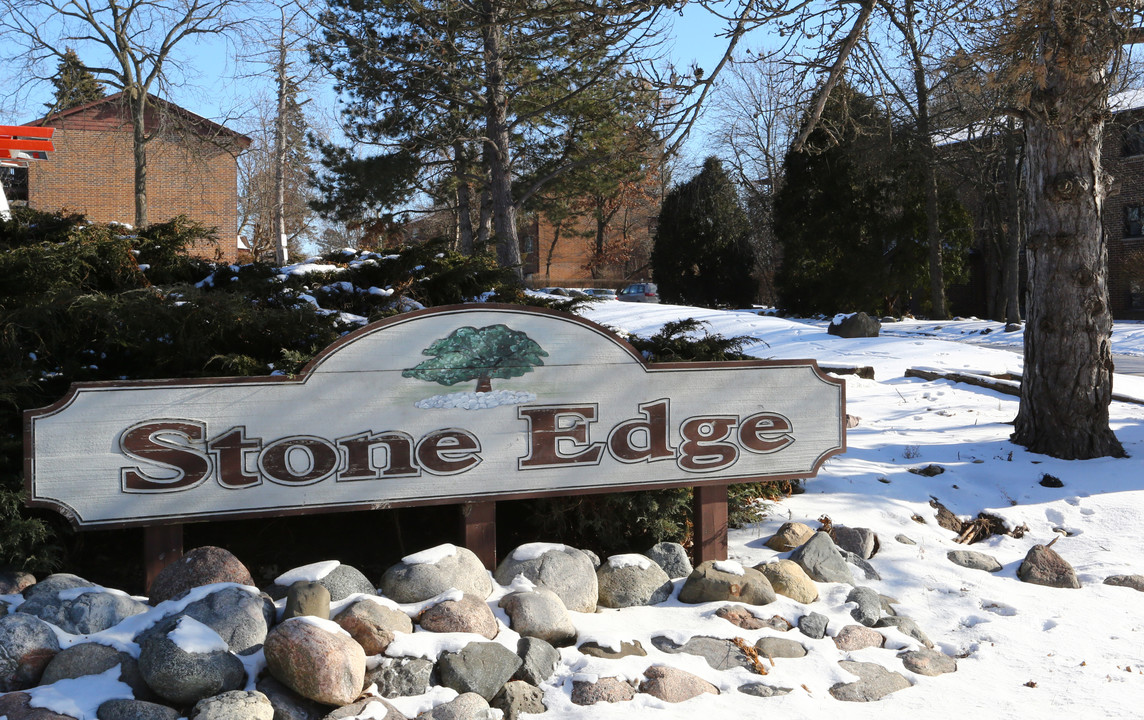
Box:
[10,298,1144,718]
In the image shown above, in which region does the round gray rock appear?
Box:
[380,545,492,603]
[256,675,329,720]
[419,593,499,639]
[191,690,274,720]
[596,554,673,608]
[19,588,148,635]
[316,564,376,601]
[832,526,879,559]
[365,656,434,698]
[1104,574,1144,591]
[947,550,1003,572]
[0,612,60,691]
[494,544,598,612]
[754,637,807,659]
[137,618,246,705]
[875,615,934,648]
[678,561,775,605]
[21,573,90,601]
[833,624,885,651]
[162,586,271,655]
[846,586,883,627]
[789,532,855,584]
[493,680,547,720]
[798,612,829,639]
[514,637,560,685]
[899,647,957,676]
[570,677,635,705]
[97,699,181,720]
[40,642,151,698]
[644,542,692,579]
[498,588,576,646]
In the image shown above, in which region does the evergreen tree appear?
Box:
[650,157,756,308]
[45,48,104,113]
[773,82,970,316]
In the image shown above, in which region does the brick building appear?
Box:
[11,93,249,261]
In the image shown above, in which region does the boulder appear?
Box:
[365,656,434,698]
[832,526,879,559]
[171,586,272,655]
[1104,574,1144,591]
[21,573,90,601]
[283,581,331,621]
[148,547,255,605]
[846,586,883,627]
[333,599,412,655]
[380,544,492,603]
[263,618,366,706]
[570,677,635,705]
[765,522,816,552]
[498,589,576,646]
[596,554,673,607]
[0,570,36,594]
[492,680,547,720]
[789,532,854,584]
[316,564,376,602]
[0,613,60,691]
[190,690,274,720]
[327,699,404,720]
[754,637,807,659]
[40,642,151,699]
[256,675,329,720]
[1018,544,1081,588]
[137,617,246,705]
[514,637,560,685]
[17,586,148,635]
[829,660,911,702]
[737,683,792,697]
[758,560,818,603]
[677,560,775,605]
[644,542,692,579]
[715,605,769,630]
[832,624,884,651]
[899,647,958,676]
[827,312,881,338]
[418,593,499,639]
[577,639,646,660]
[437,641,522,700]
[947,550,1003,573]
[97,699,181,720]
[494,544,598,612]
[652,635,761,673]
[639,665,719,703]
[875,616,934,649]
[415,692,491,720]
[842,550,882,581]
[798,612,829,639]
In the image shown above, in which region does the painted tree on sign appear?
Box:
[403,325,547,393]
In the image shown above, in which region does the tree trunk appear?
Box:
[273,20,290,266]
[454,142,475,256]
[475,374,492,393]
[480,0,522,278]
[1002,127,1024,325]
[129,92,148,228]
[1011,16,1124,459]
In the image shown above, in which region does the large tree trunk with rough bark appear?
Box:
[1010,1,1125,459]
[480,0,522,278]
[129,92,149,228]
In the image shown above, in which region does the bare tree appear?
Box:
[0,0,245,227]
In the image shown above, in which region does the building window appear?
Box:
[1127,205,1144,237]
[1126,121,1144,157]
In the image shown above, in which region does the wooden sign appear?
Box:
[25,305,845,575]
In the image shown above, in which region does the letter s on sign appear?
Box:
[120,420,211,493]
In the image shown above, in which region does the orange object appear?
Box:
[0,125,54,163]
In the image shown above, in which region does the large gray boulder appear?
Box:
[263,617,366,706]
[97,699,181,720]
[832,526,879,559]
[596,554,673,608]
[137,616,246,705]
[498,588,576,646]
[0,613,60,691]
[644,542,692,579]
[827,312,881,338]
[493,680,547,720]
[651,635,762,673]
[437,641,523,701]
[17,583,148,635]
[947,550,1003,573]
[494,544,598,612]
[316,564,376,602]
[415,692,492,720]
[20,573,90,601]
[846,586,883,627]
[678,560,775,605]
[256,675,329,720]
[40,641,152,699]
[418,593,499,639]
[789,532,855,584]
[365,657,434,698]
[380,545,492,602]
[170,586,272,655]
[514,637,560,686]
[148,546,255,605]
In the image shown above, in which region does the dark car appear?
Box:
[617,282,659,303]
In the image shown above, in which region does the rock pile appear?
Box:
[3,521,1096,719]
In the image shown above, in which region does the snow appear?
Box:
[167,615,229,654]
[275,560,341,586]
[25,666,132,719]
[711,560,745,575]
[289,615,354,639]
[403,543,459,565]
[24,300,1144,717]
[511,542,568,562]
[606,554,654,570]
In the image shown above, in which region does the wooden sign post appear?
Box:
[25,305,845,586]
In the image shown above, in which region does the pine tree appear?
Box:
[650,157,756,308]
[45,48,104,113]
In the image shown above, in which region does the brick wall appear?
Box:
[26,99,243,262]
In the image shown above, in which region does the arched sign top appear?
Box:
[25,304,845,529]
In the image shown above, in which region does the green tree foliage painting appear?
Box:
[403,325,547,393]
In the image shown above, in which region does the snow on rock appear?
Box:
[26,666,133,718]
[168,616,229,655]
[275,561,341,586]
[288,615,354,640]
[511,543,568,562]
[606,554,654,571]
[711,560,745,576]
[403,544,459,566]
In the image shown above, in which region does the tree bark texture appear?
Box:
[480,0,523,278]
[129,92,149,228]
[1011,2,1125,459]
